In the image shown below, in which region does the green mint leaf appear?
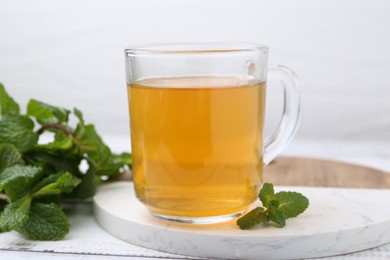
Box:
[0,115,38,152]
[274,191,309,219]
[24,152,82,177]
[236,183,309,230]
[95,148,127,177]
[0,195,32,232]
[237,207,269,230]
[0,199,7,213]
[259,183,275,207]
[73,108,84,124]
[72,111,123,178]
[27,99,70,125]
[0,83,20,117]
[16,202,69,241]
[268,198,280,208]
[70,168,96,199]
[0,143,23,173]
[75,124,104,155]
[119,152,132,169]
[73,109,106,159]
[267,202,286,227]
[0,165,42,201]
[33,172,81,198]
[35,135,74,153]
[73,109,86,140]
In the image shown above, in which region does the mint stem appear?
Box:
[36,124,74,138]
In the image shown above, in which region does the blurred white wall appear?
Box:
[1,0,390,150]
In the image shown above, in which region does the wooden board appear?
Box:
[265,156,390,189]
[117,156,390,189]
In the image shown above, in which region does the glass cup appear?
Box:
[125,43,300,224]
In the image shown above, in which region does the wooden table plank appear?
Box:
[265,156,390,189]
[118,156,390,189]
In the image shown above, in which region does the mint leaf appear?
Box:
[33,172,81,198]
[267,199,286,227]
[24,152,82,177]
[259,183,275,207]
[16,202,69,241]
[119,152,132,170]
[71,168,96,200]
[236,183,309,230]
[0,195,31,232]
[0,199,6,212]
[74,124,104,155]
[237,207,268,230]
[73,108,84,124]
[0,115,38,152]
[35,134,73,153]
[72,110,125,178]
[0,144,23,173]
[274,191,309,219]
[72,109,107,160]
[95,148,127,177]
[0,83,20,117]
[27,99,70,125]
[267,201,286,227]
[0,165,42,201]
[268,198,280,208]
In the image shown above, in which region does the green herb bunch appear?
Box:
[0,83,131,240]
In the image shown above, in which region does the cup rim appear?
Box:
[125,42,269,55]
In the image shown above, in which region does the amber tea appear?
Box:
[128,76,266,219]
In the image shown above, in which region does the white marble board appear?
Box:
[93,182,390,259]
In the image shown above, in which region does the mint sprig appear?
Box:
[0,83,132,240]
[237,183,309,229]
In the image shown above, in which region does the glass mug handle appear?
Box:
[264,65,301,165]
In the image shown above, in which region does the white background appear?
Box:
[1,0,390,153]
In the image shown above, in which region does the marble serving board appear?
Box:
[93,182,390,259]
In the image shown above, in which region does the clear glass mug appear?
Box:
[125,43,300,224]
